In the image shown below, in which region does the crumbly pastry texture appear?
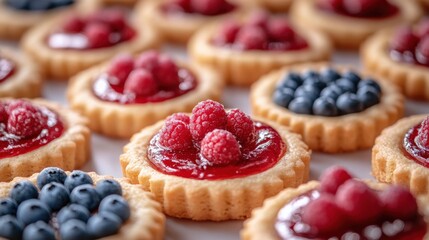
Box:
[188,19,331,86]
[0,99,91,182]
[21,11,161,80]
[372,115,429,196]
[0,48,43,98]
[362,29,429,100]
[290,0,423,49]
[0,172,165,240]
[120,118,311,221]
[67,60,223,138]
[241,181,429,240]
[251,63,405,153]
[0,0,98,40]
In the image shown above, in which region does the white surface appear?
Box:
[3,42,429,240]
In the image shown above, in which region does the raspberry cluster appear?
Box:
[158,100,256,165]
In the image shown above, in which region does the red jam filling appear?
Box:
[317,0,399,19]
[0,56,15,84]
[0,103,65,159]
[275,189,427,240]
[47,9,136,50]
[161,0,236,16]
[403,121,429,167]
[147,122,286,180]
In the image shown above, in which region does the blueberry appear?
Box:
[27,0,51,11]
[312,97,338,117]
[64,170,94,192]
[99,195,130,222]
[87,212,122,238]
[320,85,343,100]
[39,182,70,212]
[10,180,38,204]
[358,79,382,94]
[0,215,23,240]
[277,75,301,90]
[5,0,28,10]
[294,85,320,101]
[336,78,357,93]
[301,70,320,81]
[17,199,51,226]
[283,72,303,85]
[273,88,294,108]
[342,70,361,84]
[51,0,75,8]
[288,97,313,114]
[70,184,100,211]
[95,179,123,199]
[303,77,327,91]
[357,88,380,108]
[60,219,90,240]
[0,198,18,217]
[336,93,364,114]
[22,221,55,240]
[37,167,67,189]
[57,204,91,224]
[320,67,341,83]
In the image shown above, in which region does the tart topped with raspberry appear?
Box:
[189,11,332,86]
[138,0,246,44]
[251,63,404,153]
[242,166,428,240]
[22,8,160,79]
[362,19,429,100]
[0,99,90,182]
[291,0,422,49]
[121,100,310,220]
[68,51,222,138]
[0,167,165,240]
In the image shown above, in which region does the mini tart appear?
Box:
[372,115,429,195]
[241,181,429,239]
[290,0,422,49]
[0,0,98,40]
[0,48,42,98]
[138,0,247,44]
[21,10,161,80]
[0,171,165,240]
[362,29,429,100]
[188,18,331,86]
[67,60,223,139]
[251,63,404,153]
[0,99,91,182]
[120,118,310,221]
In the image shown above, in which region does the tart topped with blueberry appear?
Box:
[362,19,429,100]
[0,167,165,240]
[291,0,422,49]
[138,0,246,44]
[0,99,90,182]
[0,0,98,40]
[251,63,404,153]
[22,8,160,79]
[68,51,223,138]
[242,166,428,240]
[373,115,429,195]
[189,11,332,86]
[121,100,310,221]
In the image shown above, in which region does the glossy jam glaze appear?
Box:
[147,122,286,180]
[92,68,197,104]
[0,105,65,159]
[161,1,236,16]
[390,50,429,68]
[275,190,427,239]
[403,122,429,167]
[0,56,15,84]
[318,2,399,19]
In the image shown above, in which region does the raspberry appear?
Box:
[214,20,240,45]
[418,19,429,38]
[0,103,7,123]
[343,0,380,16]
[189,100,227,141]
[226,109,255,145]
[84,22,111,48]
[124,69,159,96]
[235,26,267,50]
[190,0,224,15]
[380,185,418,220]
[62,16,85,33]
[106,54,135,86]
[317,0,343,11]
[336,180,383,225]
[417,117,429,149]
[121,26,136,41]
[319,166,353,194]
[390,27,419,53]
[7,107,44,138]
[267,18,295,42]
[166,113,190,125]
[7,100,35,113]
[171,0,191,12]
[99,9,126,30]
[134,51,160,72]
[247,11,269,29]
[301,194,346,235]
[417,36,429,63]
[201,129,241,165]
[159,120,193,150]
[153,55,180,89]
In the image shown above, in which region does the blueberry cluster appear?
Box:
[273,68,382,116]
[5,0,74,11]
[0,167,129,240]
